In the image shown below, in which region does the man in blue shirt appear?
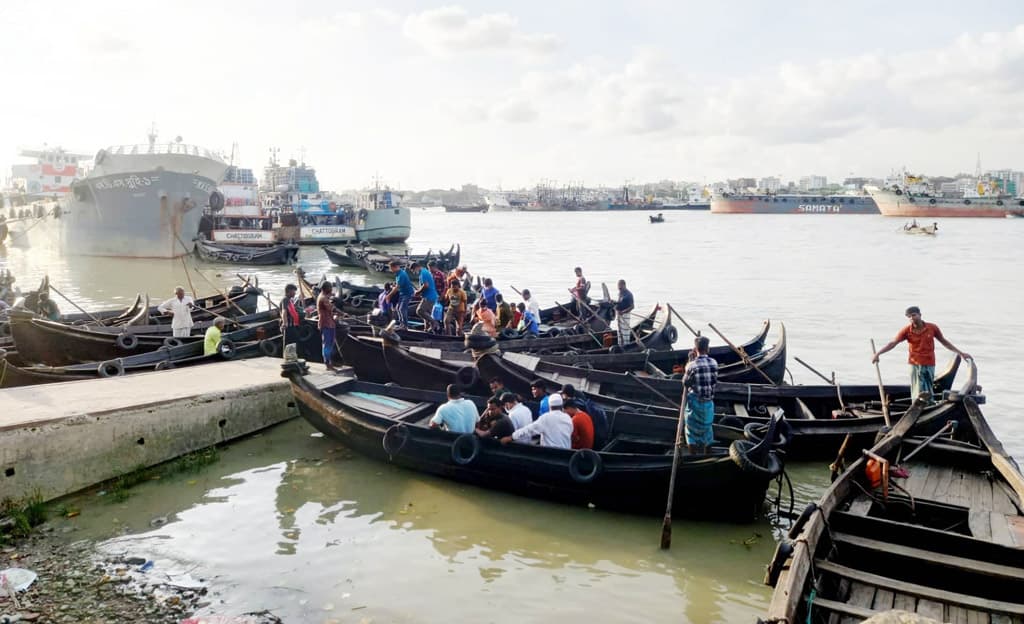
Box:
[480,278,500,312]
[389,260,415,329]
[615,279,635,346]
[530,379,551,415]
[517,302,539,336]
[429,384,480,433]
[411,261,439,332]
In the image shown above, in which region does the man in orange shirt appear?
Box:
[564,399,595,450]
[872,306,971,401]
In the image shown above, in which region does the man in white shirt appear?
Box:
[158,286,195,337]
[502,392,534,431]
[521,289,541,321]
[501,392,572,449]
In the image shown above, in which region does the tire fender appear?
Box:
[259,338,282,357]
[664,325,679,343]
[116,333,139,350]
[455,365,479,389]
[451,433,481,465]
[97,358,125,378]
[218,338,237,360]
[383,423,410,457]
[728,439,782,476]
[568,448,603,483]
[163,337,184,348]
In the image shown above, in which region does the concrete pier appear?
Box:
[0,357,297,502]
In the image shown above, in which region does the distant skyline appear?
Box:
[2,0,1023,190]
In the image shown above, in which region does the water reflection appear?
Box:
[53,419,774,623]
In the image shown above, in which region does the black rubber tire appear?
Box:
[728,439,783,476]
[163,337,184,348]
[116,333,139,350]
[340,292,351,303]
[451,433,480,465]
[568,449,603,483]
[97,359,125,378]
[209,190,225,211]
[455,366,479,389]
[259,338,282,357]
[382,423,410,456]
[297,324,316,342]
[718,415,745,429]
[665,325,679,343]
[218,338,237,360]
[766,541,795,587]
[350,295,364,308]
[609,345,624,354]
[547,327,561,338]
[787,502,819,540]
[742,420,792,449]
[499,327,519,340]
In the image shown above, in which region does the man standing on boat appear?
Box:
[158,286,194,337]
[569,267,588,301]
[279,283,303,348]
[317,282,340,373]
[684,336,718,456]
[412,261,439,332]
[872,306,971,400]
[614,279,635,346]
[388,260,415,329]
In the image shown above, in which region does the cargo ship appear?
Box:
[63,130,227,258]
[869,172,1024,218]
[711,193,879,214]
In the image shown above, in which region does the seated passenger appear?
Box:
[501,393,572,449]
[476,397,515,439]
[564,399,595,450]
[429,384,479,434]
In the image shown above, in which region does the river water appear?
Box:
[2,210,1021,622]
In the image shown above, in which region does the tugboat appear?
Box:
[354,182,411,243]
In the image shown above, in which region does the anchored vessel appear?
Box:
[711,193,879,214]
[869,173,1024,218]
[64,132,227,258]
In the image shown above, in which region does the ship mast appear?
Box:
[147,122,158,152]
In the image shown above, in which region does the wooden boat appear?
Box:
[281,365,786,521]
[195,240,299,265]
[760,362,1024,623]
[9,309,276,366]
[649,214,665,223]
[475,350,971,460]
[903,221,938,236]
[0,320,277,387]
[321,244,374,268]
[351,244,462,274]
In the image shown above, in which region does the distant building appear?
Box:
[727,178,757,192]
[758,176,781,192]
[842,177,872,190]
[988,169,1022,196]
[799,175,828,191]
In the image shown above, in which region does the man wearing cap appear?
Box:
[872,306,971,401]
[564,399,595,450]
[388,260,415,329]
[684,336,719,455]
[502,392,534,430]
[502,392,572,449]
[429,384,479,433]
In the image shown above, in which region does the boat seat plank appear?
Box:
[924,466,957,502]
[847,495,874,516]
[873,589,895,612]
[810,597,877,620]
[816,560,1024,614]
[900,463,932,499]
[846,581,877,609]
[733,403,750,418]
[832,532,1024,582]
[916,598,944,620]
[971,510,995,541]
[892,592,917,613]
[990,513,1018,547]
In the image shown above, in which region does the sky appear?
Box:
[2,0,1023,190]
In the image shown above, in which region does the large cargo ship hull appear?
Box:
[63,171,216,258]
[869,189,1024,218]
[356,207,411,244]
[712,195,879,214]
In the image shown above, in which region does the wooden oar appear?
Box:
[627,371,682,410]
[870,338,892,427]
[237,272,279,311]
[666,304,700,337]
[553,301,605,349]
[47,282,104,324]
[793,356,834,385]
[661,386,688,550]
[707,322,777,385]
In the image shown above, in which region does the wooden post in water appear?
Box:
[661,388,688,550]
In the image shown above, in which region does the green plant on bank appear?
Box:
[104,447,221,504]
[0,490,48,541]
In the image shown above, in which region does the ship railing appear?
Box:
[105,143,225,162]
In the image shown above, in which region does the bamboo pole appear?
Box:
[870,339,892,427]
[660,386,687,550]
[707,322,777,385]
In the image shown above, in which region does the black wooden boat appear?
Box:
[759,363,1024,623]
[58,285,261,326]
[0,320,277,387]
[476,350,972,460]
[649,214,665,223]
[321,244,373,268]
[282,365,785,521]
[343,243,461,274]
[195,240,299,265]
[9,309,276,366]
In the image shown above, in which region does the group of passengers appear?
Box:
[428,377,609,451]
[379,261,541,338]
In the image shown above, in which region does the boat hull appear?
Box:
[356,208,411,243]
[869,188,1024,218]
[711,195,879,214]
[63,170,218,258]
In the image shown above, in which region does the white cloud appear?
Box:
[402,6,561,57]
